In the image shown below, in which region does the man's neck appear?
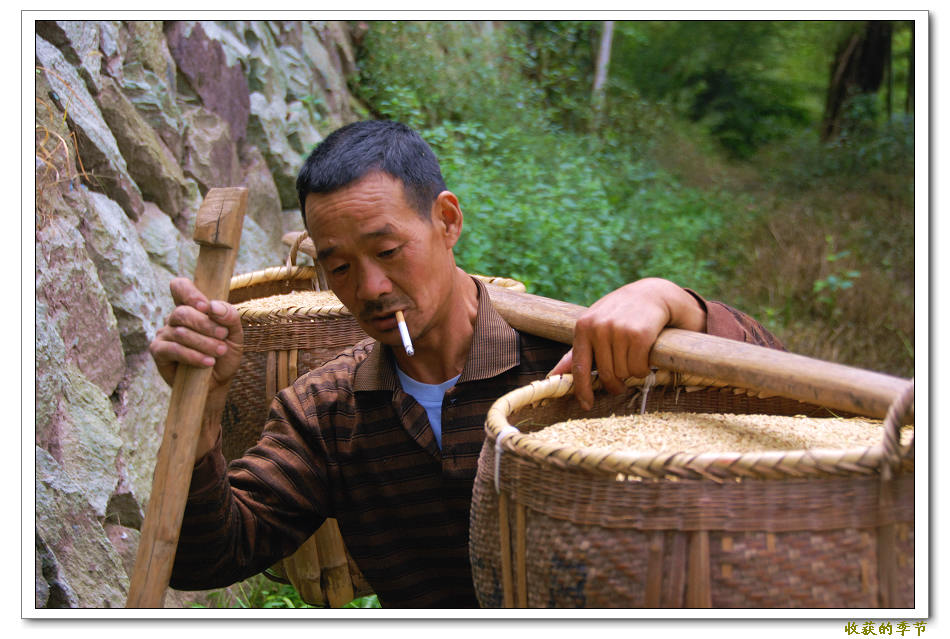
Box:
[392,268,478,384]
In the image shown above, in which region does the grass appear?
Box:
[693,127,915,378]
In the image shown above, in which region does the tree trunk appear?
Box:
[820,20,894,141]
[590,20,614,131]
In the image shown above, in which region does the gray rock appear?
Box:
[166,21,250,143]
[114,22,184,159]
[101,524,205,608]
[103,522,138,578]
[35,299,71,453]
[182,106,241,193]
[32,19,369,609]
[36,447,128,608]
[247,90,317,208]
[197,20,251,66]
[39,361,122,517]
[135,201,183,274]
[35,21,103,94]
[233,212,285,276]
[81,190,173,353]
[36,533,77,608]
[113,352,171,509]
[178,233,200,278]
[96,75,190,222]
[96,20,124,81]
[35,536,50,608]
[282,208,309,242]
[35,34,145,221]
[124,21,177,84]
[36,195,125,395]
[300,23,351,129]
[239,145,285,256]
[121,62,185,162]
[232,21,284,98]
[35,68,83,202]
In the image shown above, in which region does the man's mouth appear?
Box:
[366,311,399,332]
[359,296,412,334]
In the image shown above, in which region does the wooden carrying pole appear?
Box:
[485,286,912,421]
[126,188,248,608]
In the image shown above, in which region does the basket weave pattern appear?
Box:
[470,376,914,608]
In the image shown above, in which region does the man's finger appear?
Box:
[591,333,623,395]
[169,277,212,313]
[167,305,229,339]
[570,331,594,411]
[548,349,574,378]
[208,300,243,340]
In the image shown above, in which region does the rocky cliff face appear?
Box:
[34,20,366,608]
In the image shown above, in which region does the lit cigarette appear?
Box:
[395,310,414,356]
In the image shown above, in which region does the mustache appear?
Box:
[358,295,411,321]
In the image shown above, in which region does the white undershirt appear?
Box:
[394,365,461,449]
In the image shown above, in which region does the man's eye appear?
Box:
[379,246,400,259]
[330,263,349,276]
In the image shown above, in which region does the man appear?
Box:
[152,120,782,607]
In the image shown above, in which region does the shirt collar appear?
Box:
[353,276,520,391]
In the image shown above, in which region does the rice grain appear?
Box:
[234,289,344,314]
[526,412,913,454]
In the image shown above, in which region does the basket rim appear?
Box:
[231,265,526,293]
[230,265,319,288]
[485,373,915,481]
[228,267,527,324]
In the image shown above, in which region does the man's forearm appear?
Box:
[195,386,228,460]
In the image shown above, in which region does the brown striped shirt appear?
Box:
[170,279,783,607]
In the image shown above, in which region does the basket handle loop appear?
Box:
[494,425,521,493]
[880,378,914,479]
[286,231,330,291]
[286,231,307,267]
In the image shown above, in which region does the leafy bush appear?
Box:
[188,574,381,609]
[425,123,628,305]
[351,19,914,376]
[354,21,548,133]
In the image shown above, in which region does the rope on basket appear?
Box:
[639,369,657,415]
[880,378,915,480]
[495,425,521,493]
[876,378,914,608]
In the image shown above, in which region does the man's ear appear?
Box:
[433,191,463,249]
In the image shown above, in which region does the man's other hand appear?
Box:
[149,277,244,394]
[548,278,706,410]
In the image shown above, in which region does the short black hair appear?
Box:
[296,120,447,227]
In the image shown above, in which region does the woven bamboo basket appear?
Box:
[471,371,915,609]
[222,246,526,606]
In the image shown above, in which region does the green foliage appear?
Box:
[425,123,626,305]
[353,21,548,133]
[187,574,380,609]
[612,179,736,294]
[609,21,825,157]
[512,21,599,131]
[343,595,381,608]
[812,235,862,318]
[350,19,915,375]
[762,113,914,188]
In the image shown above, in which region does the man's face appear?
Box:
[304,172,460,348]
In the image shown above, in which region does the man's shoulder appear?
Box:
[291,337,377,397]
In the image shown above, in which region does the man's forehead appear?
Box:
[305,172,405,209]
[315,222,402,261]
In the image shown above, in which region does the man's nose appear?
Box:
[356,261,393,300]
